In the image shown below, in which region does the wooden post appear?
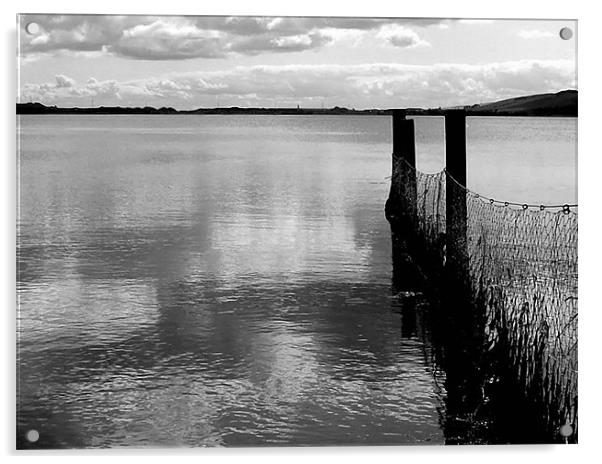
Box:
[444,110,468,286]
[386,109,417,224]
[442,111,482,425]
[387,110,422,294]
[392,110,416,168]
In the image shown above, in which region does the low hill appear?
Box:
[467,90,577,116]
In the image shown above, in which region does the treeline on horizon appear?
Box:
[17,90,577,117]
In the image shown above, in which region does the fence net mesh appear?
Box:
[389,158,578,439]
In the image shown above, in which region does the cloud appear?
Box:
[111,20,226,59]
[54,74,75,88]
[377,25,430,48]
[518,29,555,39]
[19,15,135,54]
[226,31,333,55]
[20,60,575,110]
[18,14,446,60]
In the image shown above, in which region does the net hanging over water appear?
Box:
[389,158,578,440]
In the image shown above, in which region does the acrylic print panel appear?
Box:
[16,14,577,448]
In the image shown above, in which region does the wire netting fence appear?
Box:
[389,158,578,441]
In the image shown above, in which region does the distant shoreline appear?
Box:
[17,90,577,117]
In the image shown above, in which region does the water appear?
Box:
[410,116,577,205]
[16,115,576,448]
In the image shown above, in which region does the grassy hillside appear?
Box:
[468,90,577,116]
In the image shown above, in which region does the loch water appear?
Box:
[17,115,576,447]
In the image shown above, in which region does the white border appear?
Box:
[3,1,599,463]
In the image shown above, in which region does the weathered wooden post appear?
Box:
[387,109,422,292]
[386,109,417,225]
[444,109,468,282]
[441,110,484,438]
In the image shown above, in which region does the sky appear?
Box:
[17,14,577,109]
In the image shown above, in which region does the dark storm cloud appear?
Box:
[19,14,442,60]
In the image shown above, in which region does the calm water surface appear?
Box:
[17,115,576,447]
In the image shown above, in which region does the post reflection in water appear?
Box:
[389,224,557,445]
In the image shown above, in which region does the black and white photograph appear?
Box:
[15,10,578,449]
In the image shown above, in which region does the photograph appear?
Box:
[16,13,577,449]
